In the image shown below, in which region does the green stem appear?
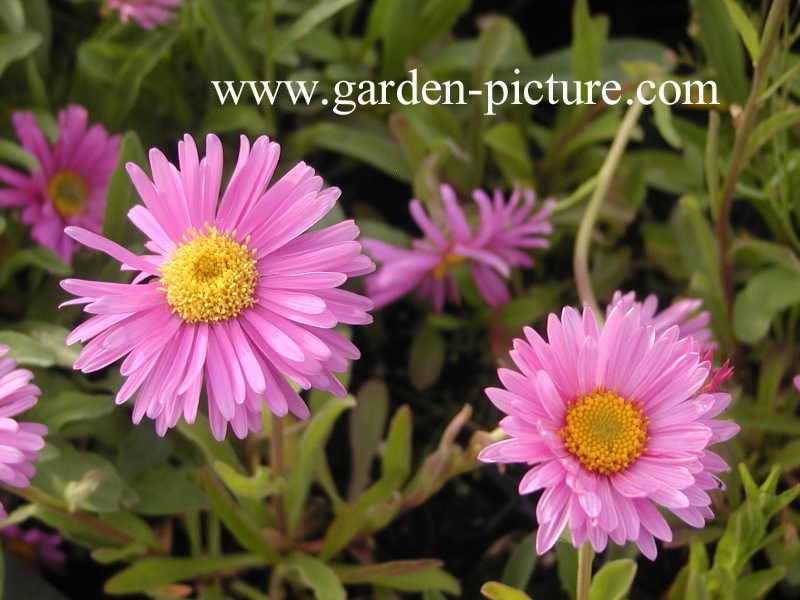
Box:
[573,100,643,318]
[715,0,789,343]
[576,541,594,600]
[270,413,286,533]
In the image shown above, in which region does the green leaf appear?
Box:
[197,0,257,81]
[571,0,606,82]
[104,554,266,595]
[213,461,281,500]
[501,532,537,590]
[0,246,71,288]
[589,559,637,600]
[177,417,244,473]
[0,31,40,77]
[0,331,57,367]
[694,0,748,103]
[201,468,279,563]
[735,567,786,600]
[349,379,390,499]
[556,542,578,600]
[722,0,760,62]
[132,465,207,515]
[291,122,411,181]
[110,29,177,125]
[283,552,346,600]
[32,443,131,513]
[284,396,355,537]
[335,560,460,594]
[102,131,146,243]
[481,581,532,600]
[484,122,535,185]
[0,139,36,170]
[733,266,800,343]
[409,324,445,390]
[746,108,800,158]
[26,391,112,432]
[274,0,357,54]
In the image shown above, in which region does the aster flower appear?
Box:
[363,185,552,311]
[61,134,374,441]
[0,105,120,262]
[0,346,47,519]
[0,525,65,571]
[478,298,739,559]
[105,0,181,29]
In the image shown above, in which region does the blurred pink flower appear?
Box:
[479,298,739,559]
[363,185,552,311]
[0,525,65,571]
[0,346,47,519]
[61,134,373,440]
[106,0,181,29]
[0,105,120,262]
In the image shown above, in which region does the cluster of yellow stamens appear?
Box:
[47,171,88,218]
[431,251,466,279]
[160,226,258,323]
[559,389,649,475]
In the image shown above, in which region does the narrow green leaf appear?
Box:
[213,461,281,500]
[274,0,357,53]
[349,379,390,500]
[481,581,532,600]
[735,567,786,600]
[0,247,71,288]
[336,560,460,594]
[102,131,146,243]
[746,108,800,158]
[722,0,760,62]
[501,532,537,590]
[694,0,748,102]
[283,552,346,600]
[589,559,637,600]
[201,468,279,563]
[733,266,800,343]
[0,31,40,77]
[197,0,257,80]
[284,396,355,537]
[104,554,266,595]
[409,324,445,390]
[0,139,36,170]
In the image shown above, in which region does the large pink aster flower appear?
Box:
[105,0,181,29]
[0,525,65,571]
[61,134,374,440]
[363,185,552,311]
[0,346,47,519]
[0,105,120,262]
[478,298,739,559]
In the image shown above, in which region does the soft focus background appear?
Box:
[1,0,799,598]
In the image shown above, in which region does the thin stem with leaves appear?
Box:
[576,541,594,600]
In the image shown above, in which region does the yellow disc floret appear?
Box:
[48,171,88,218]
[431,251,466,279]
[559,389,648,475]
[160,226,258,323]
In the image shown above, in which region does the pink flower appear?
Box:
[0,525,65,571]
[363,185,552,311]
[0,346,47,519]
[61,134,374,441]
[0,105,120,262]
[478,298,739,559]
[105,0,181,29]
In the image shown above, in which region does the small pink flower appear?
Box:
[105,0,181,29]
[0,105,120,262]
[479,296,739,559]
[0,346,47,519]
[61,134,374,440]
[363,185,552,311]
[0,525,65,571]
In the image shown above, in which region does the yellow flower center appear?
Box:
[431,251,466,279]
[47,171,88,218]
[559,389,649,475]
[160,226,258,323]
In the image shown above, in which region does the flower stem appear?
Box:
[576,541,594,600]
[573,99,644,318]
[270,413,286,532]
[715,0,789,342]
